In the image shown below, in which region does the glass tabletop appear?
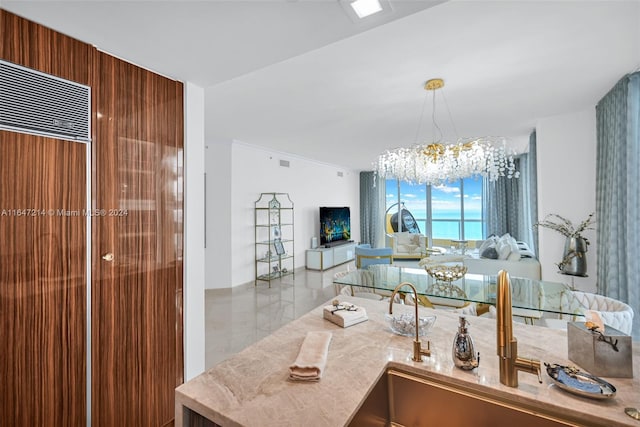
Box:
[333,264,585,318]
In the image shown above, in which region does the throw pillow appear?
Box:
[496,233,520,260]
[506,235,520,257]
[517,241,536,258]
[481,247,499,259]
[478,236,499,259]
[496,234,511,259]
[496,239,511,260]
[395,232,412,246]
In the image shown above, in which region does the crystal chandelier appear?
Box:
[375,79,519,185]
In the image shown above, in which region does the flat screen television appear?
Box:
[319,206,351,246]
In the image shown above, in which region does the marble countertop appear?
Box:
[175,297,639,427]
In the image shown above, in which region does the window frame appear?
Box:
[385,178,484,242]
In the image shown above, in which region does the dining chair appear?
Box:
[355,244,393,269]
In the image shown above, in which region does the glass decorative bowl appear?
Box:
[385,313,436,337]
[425,264,467,282]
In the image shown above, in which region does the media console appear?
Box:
[306,241,357,271]
[323,239,354,248]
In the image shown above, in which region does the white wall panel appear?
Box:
[184,82,206,379]
[536,109,597,292]
[228,142,360,287]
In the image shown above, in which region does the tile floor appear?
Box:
[205,262,356,369]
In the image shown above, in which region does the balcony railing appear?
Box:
[412,218,483,241]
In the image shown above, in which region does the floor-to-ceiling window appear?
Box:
[385,178,484,243]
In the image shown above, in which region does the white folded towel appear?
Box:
[323,303,368,328]
[288,331,332,382]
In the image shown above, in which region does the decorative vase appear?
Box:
[560,237,588,276]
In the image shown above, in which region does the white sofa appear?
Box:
[395,233,542,279]
[462,254,541,280]
[462,234,541,280]
[418,251,541,280]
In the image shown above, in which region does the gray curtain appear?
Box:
[484,162,520,237]
[483,133,538,254]
[596,71,640,340]
[520,132,539,254]
[360,172,384,247]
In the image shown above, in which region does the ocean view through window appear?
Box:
[386,178,484,241]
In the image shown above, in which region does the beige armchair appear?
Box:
[385,232,429,260]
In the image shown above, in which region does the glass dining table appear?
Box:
[333,264,585,323]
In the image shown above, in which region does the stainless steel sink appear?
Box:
[348,368,583,427]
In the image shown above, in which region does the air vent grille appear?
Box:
[0,60,90,142]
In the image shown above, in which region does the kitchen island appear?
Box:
[175,297,638,426]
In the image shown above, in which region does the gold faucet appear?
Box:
[496,270,542,387]
[389,282,431,362]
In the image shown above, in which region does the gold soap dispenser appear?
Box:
[452,316,479,370]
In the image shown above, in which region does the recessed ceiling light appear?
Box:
[350,0,383,19]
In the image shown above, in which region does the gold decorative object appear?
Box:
[388,282,433,361]
[426,281,467,299]
[497,271,542,387]
[424,264,468,300]
[424,78,444,90]
[425,264,467,283]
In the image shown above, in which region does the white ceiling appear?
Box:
[4,1,640,171]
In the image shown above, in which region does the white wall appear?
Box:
[183,82,206,380]
[536,109,597,293]
[226,142,360,287]
[204,139,232,289]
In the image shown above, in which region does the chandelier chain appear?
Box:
[431,89,443,143]
[440,89,459,141]
[414,90,431,145]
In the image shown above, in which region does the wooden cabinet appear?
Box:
[0,10,91,425]
[0,132,88,426]
[91,50,183,427]
[0,10,184,426]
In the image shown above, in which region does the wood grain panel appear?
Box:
[0,9,92,85]
[1,11,184,424]
[0,131,87,425]
[92,50,184,427]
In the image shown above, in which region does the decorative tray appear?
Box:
[544,363,616,400]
